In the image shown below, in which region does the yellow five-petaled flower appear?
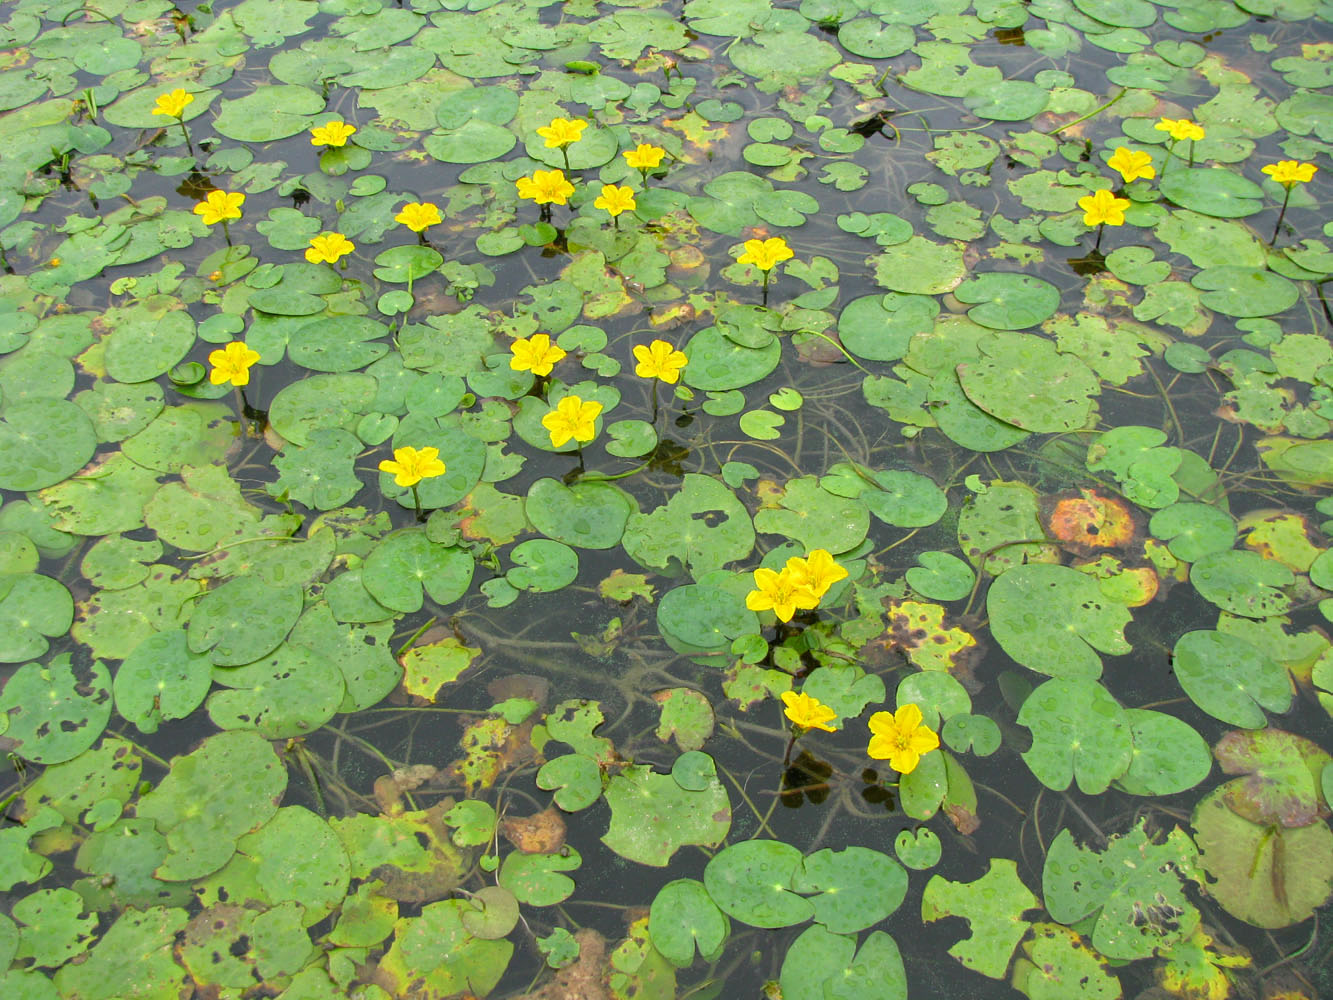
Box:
[1154,117,1205,142]
[745,566,818,623]
[633,340,688,385]
[867,703,939,775]
[516,169,576,207]
[510,333,567,377]
[537,117,588,148]
[1261,160,1318,187]
[1078,188,1131,227]
[781,690,837,733]
[151,88,193,118]
[1106,147,1155,184]
[785,548,848,600]
[542,394,603,448]
[623,143,666,170]
[594,184,637,218]
[310,121,356,147]
[379,446,446,488]
[306,232,355,265]
[193,190,245,226]
[395,201,442,232]
[737,236,794,272]
[208,341,260,387]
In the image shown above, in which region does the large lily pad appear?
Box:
[1017,677,1133,793]
[603,761,730,867]
[0,654,110,764]
[957,333,1099,433]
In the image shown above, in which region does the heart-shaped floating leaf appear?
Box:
[536,753,603,812]
[525,478,636,550]
[1114,709,1212,797]
[506,539,578,593]
[1173,629,1292,727]
[623,473,754,578]
[648,878,730,968]
[894,827,942,870]
[361,531,474,613]
[115,629,213,735]
[703,839,812,928]
[1018,677,1132,794]
[0,572,73,662]
[0,398,96,491]
[0,654,110,764]
[604,762,730,867]
[988,563,1132,679]
[187,575,304,667]
[956,332,1099,433]
[1159,168,1264,218]
[780,926,907,1000]
[792,846,907,934]
[953,273,1060,330]
[1190,549,1294,618]
[498,847,581,906]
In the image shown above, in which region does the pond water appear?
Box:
[0,0,1331,998]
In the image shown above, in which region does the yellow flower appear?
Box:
[193,190,244,226]
[1078,188,1131,227]
[1154,117,1205,142]
[1106,147,1155,183]
[632,340,687,384]
[510,333,566,377]
[745,567,818,623]
[867,703,939,774]
[1261,160,1318,187]
[516,169,575,206]
[785,549,848,600]
[542,394,602,448]
[305,232,355,264]
[151,88,193,118]
[623,144,666,170]
[379,446,446,488]
[781,690,837,733]
[537,117,588,148]
[208,341,260,387]
[737,236,794,272]
[310,121,356,147]
[594,184,637,218]
[395,201,442,232]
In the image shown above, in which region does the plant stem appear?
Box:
[1043,89,1126,136]
[761,269,770,307]
[1094,222,1105,252]
[220,219,231,246]
[1271,185,1293,245]
[560,145,570,173]
[411,484,424,522]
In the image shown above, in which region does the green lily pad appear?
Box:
[361,531,474,613]
[682,324,783,391]
[957,333,1099,433]
[873,237,967,295]
[905,551,975,601]
[1017,677,1132,793]
[863,469,948,527]
[703,839,811,928]
[792,847,907,934]
[268,373,378,447]
[0,572,73,662]
[425,120,518,164]
[1191,266,1300,317]
[213,85,324,141]
[506,539,578,593]
[114,629,213,735]
[135,729,285,881]
[208,641,345,738]
[894,828,942,870]
[526,478,635,550]
[604,762,730,867]
[654,688,715,752]
[0,654,110,764]
[236,806,350,924]
[648,879,729,968]
[838,293,937,362]
[0,398,96,491]
[779,926,906,1000]
[964,80,1050,122]
[1149,502,1237,562]
[753,476,870,554]
[988,563,1132,678]
[1043,819,1200,961]
[623,473,754,578]
[1115,709,1212,796]
[1190,549,1294,618]
[187,575,304,667]
[1159,168,1265,218]
[536,753,603,812]
[954,273,1060,330]
[921,858,1039,978]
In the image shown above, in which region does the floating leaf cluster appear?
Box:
[0,0,1330,999]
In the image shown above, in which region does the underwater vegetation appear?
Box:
[0,0,1331,998]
